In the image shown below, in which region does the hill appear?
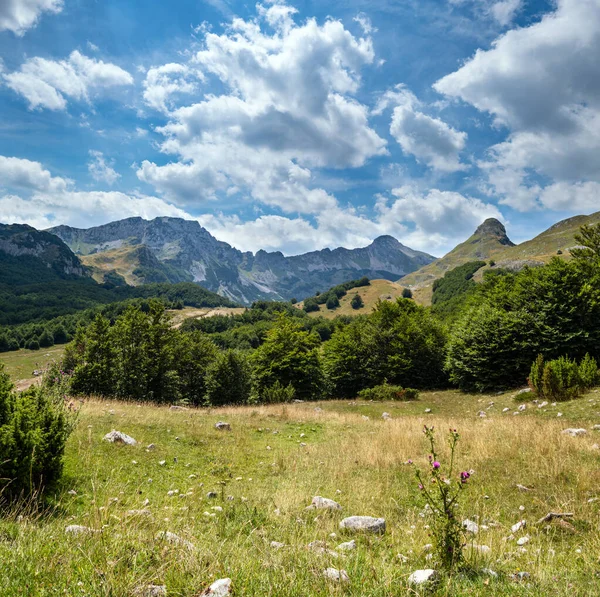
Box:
[297,279,410,319]
[49,217,435,305]
[400,211,600,304]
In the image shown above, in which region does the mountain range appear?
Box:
[48,217,435,304]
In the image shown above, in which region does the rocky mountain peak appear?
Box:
[474,218,514,246]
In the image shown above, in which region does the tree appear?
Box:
[176,331,218,405]
[402,288,413,299]
[303,298,320,313]
[205,350,252,406]
[252,315,324,400]
[351,294,364,310]
[38,329,55,348]
[326,294,339,310]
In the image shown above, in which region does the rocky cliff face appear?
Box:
[49,217,436,304]
[0,223,89,283]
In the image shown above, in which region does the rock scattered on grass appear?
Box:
[322,568,349,583]
[169,405,188,411]
[462,519,479,534]
[215,422,231,431]
[308,496,342,511]
[562,428,587,437]
[206,491,218,499]
[516,535,530,546]
[270,541,285,549]
[102,430,137,446]
[199,578,232,596]
[337,540,356,551]
[424,408,432,414]
[408,569,437,586]
[308,540,339,558]
[339,516,385,534]
[136,585,167,597]
[511,520,526,533]
[382,412,392,420]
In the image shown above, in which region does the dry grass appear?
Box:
[1,393,600,595]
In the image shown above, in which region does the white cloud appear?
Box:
[4,50,133,111]
[138,2,386,215]
[0,155,70,193]
[142,63,202,113]
[0,155,189,230]
[539,181,600,212]
[377,86,468,172]
[436,0,600,210]
[88,151,120,186]
[490,0,522,26]
[0,0,63,36]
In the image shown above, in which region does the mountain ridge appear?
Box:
[48,217,436,305]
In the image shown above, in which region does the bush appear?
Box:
[303,298,320,313]
[26,339,40,351]
[351,294,364,310]
[579,353,599,389]
[205,350,252,406]
[259,381,295,404]
[529,355,581,401]
[357,382,419,401]
[0,367,75,503]
[326,295,340,310]
[402,288,413,299]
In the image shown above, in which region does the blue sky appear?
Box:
[0,0,598,257]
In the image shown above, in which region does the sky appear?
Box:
[0,0,599,257]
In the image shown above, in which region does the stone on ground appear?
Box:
[309,496,342,510]
[156,531,194,551]
[462,519,479,533]
[408,569,437,586]
[339,516,385,534]
[562,428,587,437]
[102,430,137,445]
[199,578,232,596]
[322,568,349,583]
[65,525,96,536]
[337,540,356,551]
[136,586,166,597]
[215,421,231,431]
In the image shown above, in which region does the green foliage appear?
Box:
[579,353,599,389]
[402,287,413,299]
[0,367,75,503]
[351,293,364,310]
[528,354,544,394]
[415,427,470,572]
[431,261,486,319]
[252,315,324,401]
[325,295,339,310]
[176,331,219,405]
[323,299,447,397]
[205,350,252,406]
[357,382,419,401]
[303,298,320,313]
[446,254,600,391]
[259,380,295,404]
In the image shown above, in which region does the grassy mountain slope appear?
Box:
[401,211,600,305]
[296,279,409,319]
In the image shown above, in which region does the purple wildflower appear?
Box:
[432,461,440,469]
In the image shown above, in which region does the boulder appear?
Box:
[102,430,137,446]
[339,516,385,534]
[199,578,232,596]
[408,569,437,586]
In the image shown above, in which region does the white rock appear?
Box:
[408,569,437,586]
[215,422,231,431]
[471,544,491,554]
[310,496,342,511]
[562,428,587,437]
[102,430,137,446]
[518,404,527,412]
[502,407,510,413]
[270,541,285,549]
[516,535,530,546]
[339,516,385,534]
[337,540,356,551]
[517,388,532,395]
[538,401,548,408]
[462,519,479,534]
[322,568,349,583]
[424,408,432,413]
[511,520,526,533]
[199,578,232,596]
[169,405,188,411]
[361,415,370,421]
[65,525,96,536]
[593,425,600,431]
[382,412,392,420]
[482,568,498,578]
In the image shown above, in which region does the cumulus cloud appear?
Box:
[142,63,202,113]
[376,86,468,172]
[448,0,522,26]
[0,155,189,230]
[137,2,386,214]
[0,0,63,36]
[4,50,133,111]
[88,151,120,186]
[436,0,600,211]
